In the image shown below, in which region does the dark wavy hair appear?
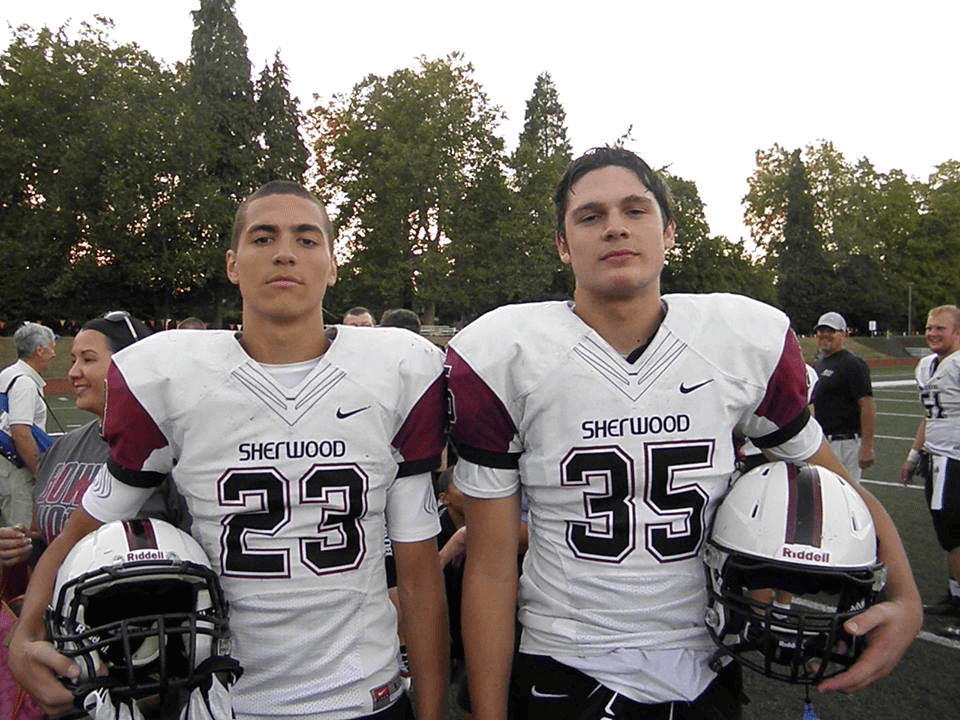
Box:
[553,146,674,236]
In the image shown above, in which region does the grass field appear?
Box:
[12,339,960,716]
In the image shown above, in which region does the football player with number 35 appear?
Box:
[445,147,921,720]
[10,181,449,720]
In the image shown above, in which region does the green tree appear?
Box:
[662,175,774,302]
[507,72,573,299]
[908,161,960,322]
[0,19,181,324]
[443,157,516,319]
[173,0,263,326]
[776,150,830,331]
[744,141,927,332]
[309,54,507,321]
[184,0,259,195]
[256,52,308,184]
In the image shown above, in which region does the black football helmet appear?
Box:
[46,518,236,708]
[703,462,887,684]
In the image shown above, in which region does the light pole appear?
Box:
[907,282,914,335]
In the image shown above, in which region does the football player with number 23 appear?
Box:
[10,181,449,720]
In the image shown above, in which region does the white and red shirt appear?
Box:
[446,294,822,701]
[84,326,445,720]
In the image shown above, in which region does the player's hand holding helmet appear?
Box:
[45,519,241,718]
[703,461,887,684]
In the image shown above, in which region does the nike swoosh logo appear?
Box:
[336,406,370,419]
[679,379,714,394]
[530,686,569,699]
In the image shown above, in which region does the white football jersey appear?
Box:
[916,350,960,460]
[94,327,445,720]
[446,295,821,664]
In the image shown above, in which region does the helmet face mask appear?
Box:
[46,519,233,707]
[704,462,887,684]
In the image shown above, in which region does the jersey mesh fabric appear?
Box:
[93,328,444,719]
[917,350,960,460]
[447,295,821,700]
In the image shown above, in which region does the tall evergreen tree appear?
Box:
[256,52,308,184]
[185,0,259,194]
[509,73,573,298]
[776,150,830,331]
[175,0,262,325]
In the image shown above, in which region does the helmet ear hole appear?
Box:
[131,625,162,667]
[46,519,235,706]
[704,461,886,685]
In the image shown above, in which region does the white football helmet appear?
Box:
[46,519,236,708]
[703,461,887,684]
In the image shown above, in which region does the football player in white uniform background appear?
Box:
[446,147,921,720]
[10,182,449,720]
[901,305,960,624]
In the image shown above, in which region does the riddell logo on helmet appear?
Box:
[781,547,830,563]
[125,549,166,562]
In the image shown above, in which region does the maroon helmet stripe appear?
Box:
[123,518,159,550]
[784,465,823,548]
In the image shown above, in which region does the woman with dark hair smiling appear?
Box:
[0,311,189,578]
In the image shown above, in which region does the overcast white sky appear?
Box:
[5,0,959,244]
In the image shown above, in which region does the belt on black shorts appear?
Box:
[827,433,858,441]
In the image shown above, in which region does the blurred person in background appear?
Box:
[380,309,421,334]
[343,306,376,327]
[0,322,57,530]
[177,316,208,329]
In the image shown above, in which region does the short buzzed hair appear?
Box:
[343,307,375,327]
[232,181,333,250]
[344,306,373,320]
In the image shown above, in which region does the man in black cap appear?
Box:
[811,311,875,481]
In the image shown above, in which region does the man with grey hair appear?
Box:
[0,322,56,527]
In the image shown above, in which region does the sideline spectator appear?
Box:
[0,323,56,528]
[435,462,527,720]
[901,305,960,634]
[0,312,189,592]
[176,316,208,329]
[811,311,876,481]
[343,306,376,327]
[380,309,421,334]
